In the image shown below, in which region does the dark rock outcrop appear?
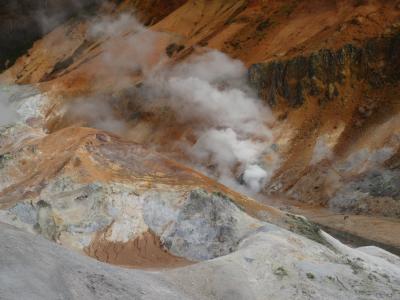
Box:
[249,30,400,108]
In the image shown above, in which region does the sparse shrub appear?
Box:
[274,266,288,278]
[306,272,315,279]
[0,152,13,169]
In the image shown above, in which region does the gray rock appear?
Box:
[0,223,186,300]
[158,190,262,260]
[330,169,400,217]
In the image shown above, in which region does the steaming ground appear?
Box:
[143,50,278,194]
[63,14,280,195]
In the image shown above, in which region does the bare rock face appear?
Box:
[249,31,400,108]
[144,190,262,260]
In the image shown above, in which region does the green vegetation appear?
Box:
[0,152,13,169]
[274,266,288,278]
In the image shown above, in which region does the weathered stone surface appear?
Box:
[330,169,400,217]
[145,190,262,260]
[249,31,400,108]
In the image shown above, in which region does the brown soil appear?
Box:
[85,230,192,269]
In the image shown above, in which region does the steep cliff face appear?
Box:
[249,31,400,108]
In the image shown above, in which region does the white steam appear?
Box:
[242,165,268,193]
[88,14,165,81]
[89,14,143,38]
[192,128,265,176]
[64,97,126,134]
[156,51,270,136]
[144,50,275,193]
[170,51,247,83]
[68,14,278,194]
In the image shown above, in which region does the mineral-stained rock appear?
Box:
[249,31,400,108]
[0,108,330,264]
[144,189,263,260]
[247,29,400,221]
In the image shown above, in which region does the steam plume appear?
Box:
[144,50,276,194]
[68,14,278,194]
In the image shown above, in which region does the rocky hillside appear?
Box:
[0,0,107,72]
[0,1,400,299]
